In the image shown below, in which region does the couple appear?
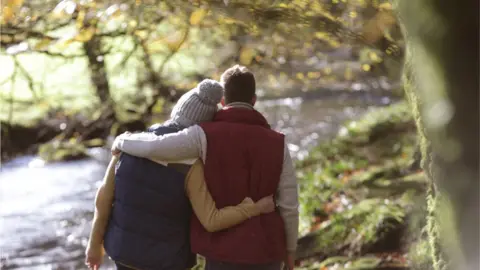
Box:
[85,65,299,270]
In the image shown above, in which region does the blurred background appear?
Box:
[1,0,429,269]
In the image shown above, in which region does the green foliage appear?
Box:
[37,136,104,162]
[38,137,88,162]
[296,102,427,269]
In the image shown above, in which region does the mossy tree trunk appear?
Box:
[396,0,478,269]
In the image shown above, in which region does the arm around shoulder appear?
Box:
[186,160,264,232]
[114,125,205,161]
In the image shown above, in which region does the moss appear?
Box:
[297,102,427,269]
[38,138,91,162]
[398,18,446,270]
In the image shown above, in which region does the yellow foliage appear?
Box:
[314,32,340,48]
[128,20,137,28]
[2,6,14,23]
[1,0,24,23]
[76,9,86,29]
[7,0,24,8]
[54,37,75,49]
[74,27,96,42]
[239,47,255,66]
[307,72,321,79]
[378,2,392,11]
[368,51,382,63]
[34,39,53,50]
[190,9,207,25]
[362,64,371,71]
[134,30,149,40]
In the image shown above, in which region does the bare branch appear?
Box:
[13,56,38,100]
[158,27,190,75]
[7,64,18,125]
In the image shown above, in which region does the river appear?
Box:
[0,94,393,269]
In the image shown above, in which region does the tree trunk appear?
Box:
[84,36,113,107]
[396,0,479,269]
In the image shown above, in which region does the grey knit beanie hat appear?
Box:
[170,79,223,127]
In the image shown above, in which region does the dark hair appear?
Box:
[220,65,256,104]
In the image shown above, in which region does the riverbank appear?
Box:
[295,101,430,270]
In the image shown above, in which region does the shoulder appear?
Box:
[149,123,182,135]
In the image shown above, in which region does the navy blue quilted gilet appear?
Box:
[104,123,195,270]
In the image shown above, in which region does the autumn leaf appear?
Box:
[74,27,95,42]
[190,9,207,25]
[76,9,86,29]
[1,6,14,23]
[34,38,53,50]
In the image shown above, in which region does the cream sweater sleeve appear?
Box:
[185,160,262,232]
[114,125,205,161]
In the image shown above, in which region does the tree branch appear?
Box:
[7,64,18,126]
[13,56,39,100]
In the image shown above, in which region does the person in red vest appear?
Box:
[112,65,299,270]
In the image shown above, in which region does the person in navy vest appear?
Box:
[85,79,277,270]
[112,66,299,270]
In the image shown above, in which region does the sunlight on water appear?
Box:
[28,158,46,168]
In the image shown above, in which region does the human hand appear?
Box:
[111,148,121,156]
[111,132,131,156]
[255,195,275,214]
[85,244,104,270]
[283,252,295,270]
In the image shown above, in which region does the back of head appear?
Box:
[170,79,223,128]
[220,65,256,104]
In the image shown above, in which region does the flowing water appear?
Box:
[0,94,393,270]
